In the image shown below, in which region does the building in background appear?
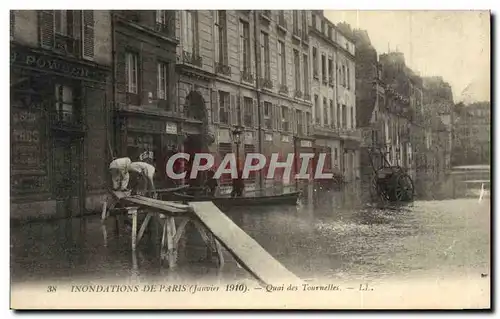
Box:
[452,101,490,166]
[378,52,420,182]
[423,76,454,171]
[311,15,360,187]
[10,10,112,217]
[338,27,387,189]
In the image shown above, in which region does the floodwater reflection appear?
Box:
[11,186,490,285]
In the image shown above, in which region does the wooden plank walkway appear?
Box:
[189,201,303,286]
[111,193,303,286]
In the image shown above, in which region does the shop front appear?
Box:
[10,43,109,218]
[118,113,184,188]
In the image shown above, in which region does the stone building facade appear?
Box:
[452,102,490,166]
[174,10,317,194]
[112,10,181,189]
[10,10,112,218]
[309,13,360,186]
[378,52,420,182]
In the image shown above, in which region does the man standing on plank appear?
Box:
[109,157,132,191]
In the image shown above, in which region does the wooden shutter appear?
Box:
[82,10,95,60]
[259,101,264,129]
[39,10,55,49]
[214,11,220,65]
[253,99,258,128]
[212,90,219,123]
[291,108,296,134]
[238,95,244,125]
[278,105,282,131]
[271,104,276,131]
[230,94,237,125]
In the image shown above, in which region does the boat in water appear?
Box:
[170,191,301,208]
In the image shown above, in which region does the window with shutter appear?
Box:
[157,62,168,100]
[39,10,55,49]
[230,95,237,125]
[211,90,219,123]
[253,100,258,128]
[243,97,253,127]
[82,10,94,60]
[125,52,138,94]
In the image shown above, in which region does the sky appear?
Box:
[325,11,490,104]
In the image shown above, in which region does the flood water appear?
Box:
[10,187,491,285]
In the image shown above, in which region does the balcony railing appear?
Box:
[260,77,273,90]
[215,62,231,76]
[279,84,289,94]
[304,93,311,101]
[241,70,254,84]
[294,90,302,98]
[182,50,203,68]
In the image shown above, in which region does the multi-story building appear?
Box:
[174,10,317,194]
[111,10,180,188]
[10,10,112,218]
[423,76,454,171]
[337,27,386,186]
[452,101,490,166]
[378,52,420,181]
[310,14,359,184]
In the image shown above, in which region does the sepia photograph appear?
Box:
[8,6,491,310]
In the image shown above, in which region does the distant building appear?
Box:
[378,52,420,182]
[423,76,454,171]
[452,102,490,166]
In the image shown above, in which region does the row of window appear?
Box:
[183,10,350,96]
[313,95,354,129]
[214,91,314,135]
[312,47,351,89]
[125,52,169,101]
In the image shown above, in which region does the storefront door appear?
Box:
[53,136,83,217]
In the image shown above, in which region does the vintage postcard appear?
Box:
[10,9,491,310]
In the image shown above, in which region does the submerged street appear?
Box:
[10,190,490,286]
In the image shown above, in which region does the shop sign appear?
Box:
[165,122,178,135]
[300,140,313,148]
[128,118,164,133]
[281,135,290,143]
[244,132,253,144]
[11,108,44,169]
[10,45,108,82]
[218,129,231,143]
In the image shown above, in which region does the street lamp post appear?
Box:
[232,126,244,172]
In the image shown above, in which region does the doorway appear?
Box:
[183,134,205,185]
[53,136,83,218]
